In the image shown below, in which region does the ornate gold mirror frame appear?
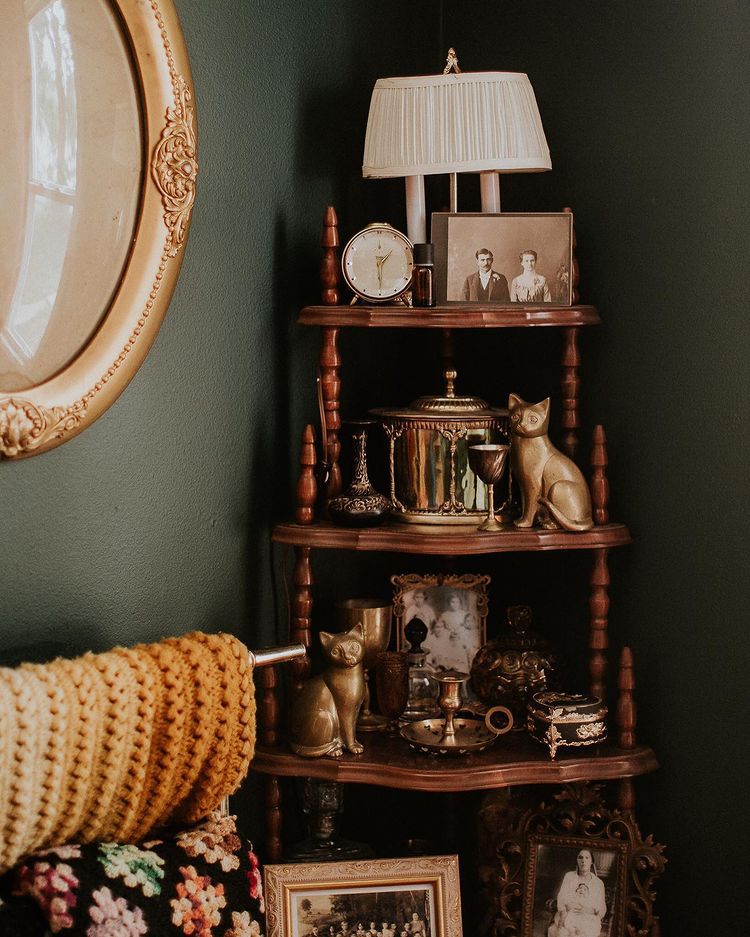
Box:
[0,0,197,459]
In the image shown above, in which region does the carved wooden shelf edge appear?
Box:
[250,741,657,792]
[299,304,601,329]
[272,521,631,555]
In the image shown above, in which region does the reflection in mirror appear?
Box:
[0,0,142,392]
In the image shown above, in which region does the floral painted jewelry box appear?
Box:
[527,690,608,758]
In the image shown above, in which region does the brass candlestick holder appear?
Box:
[468,444,510,531]
[400,669,514,756]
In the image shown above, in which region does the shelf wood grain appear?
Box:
[251,734,657,792]
[272,521,631,555]
[299,304,600,329]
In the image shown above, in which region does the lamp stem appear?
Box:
[480,172,501,212]
[405,175,426,244]
[449,172,458,213]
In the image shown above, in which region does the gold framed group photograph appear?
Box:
[392,573,489,675]
[431,212,573,306]
[263,856,462,937]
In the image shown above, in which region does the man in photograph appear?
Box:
[462,248,510,302]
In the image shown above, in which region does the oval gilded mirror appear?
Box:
[0,0,197,458]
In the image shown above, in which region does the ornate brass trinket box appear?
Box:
[526,690,607,758]
[371,370,507,524]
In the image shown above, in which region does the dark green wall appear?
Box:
[447,2,750,933]
[2,2,747,932]
[0,0,437,662]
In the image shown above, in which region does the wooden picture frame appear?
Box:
[478,785,666,937]
[431,213,573,306]
[522,835,627,937]
[392,573,489,675]
[263,855,463,937]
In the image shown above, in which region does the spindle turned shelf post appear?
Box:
[591,424,610,525]
[560,327,581,460]
[319,328,342,500]
[319,208,343,500]
[290,546,313,695]
[588,548,610,700]
[296,424,317,525]
[617,646,637,817]
[258,666,283,861]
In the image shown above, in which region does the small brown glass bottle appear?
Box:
[411,243,435,307]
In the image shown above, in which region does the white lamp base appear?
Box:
[480,172,501,212]
[405,175,426,245]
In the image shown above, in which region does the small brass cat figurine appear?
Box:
[289,623,366,758]
[508,394,593,531]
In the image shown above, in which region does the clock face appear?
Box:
[342,224,414,302]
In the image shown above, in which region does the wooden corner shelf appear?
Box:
[272,521,631,555]
[251,734,657,793]
[299,304,600,329]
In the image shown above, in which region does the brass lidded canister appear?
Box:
[371,370,507,524]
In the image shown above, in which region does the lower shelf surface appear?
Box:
[252,733,657,792]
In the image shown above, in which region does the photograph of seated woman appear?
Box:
[510,249,551,303]
[547,850,607,937]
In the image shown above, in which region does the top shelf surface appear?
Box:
[299,304,600,329]
[273,521,631,555]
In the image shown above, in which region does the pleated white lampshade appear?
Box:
[362,70,551,242]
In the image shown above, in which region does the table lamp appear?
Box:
[362,50,551,244]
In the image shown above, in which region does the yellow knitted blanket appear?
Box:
[0,631,255,874]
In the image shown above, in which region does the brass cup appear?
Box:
[335,599,392,731]
[468,444,510,532]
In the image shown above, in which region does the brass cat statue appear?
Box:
[508,394,593,532]
[289,623,366,758]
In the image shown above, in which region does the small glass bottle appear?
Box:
[402,617,439,720]
[411,243,435,308]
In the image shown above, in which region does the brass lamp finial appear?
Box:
[444,369,457,398]
[443,48,461,75]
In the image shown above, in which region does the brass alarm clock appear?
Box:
[341,222,413,303]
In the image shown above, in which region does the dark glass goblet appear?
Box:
[375,651,410,734]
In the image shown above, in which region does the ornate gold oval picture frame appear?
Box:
[0,0,197,459]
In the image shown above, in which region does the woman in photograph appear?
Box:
[405,589,437,628]
[422,592,475,672]
[548,849,606,937]
[510,249,551,303]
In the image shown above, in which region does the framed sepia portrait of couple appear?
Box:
[431,212,573,306]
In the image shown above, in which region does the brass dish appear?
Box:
[401,711,511,756]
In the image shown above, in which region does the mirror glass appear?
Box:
[0,0,142,392]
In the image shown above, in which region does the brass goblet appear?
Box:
[468,444,510,532]
[335,598,392,732]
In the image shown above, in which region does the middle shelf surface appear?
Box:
[273,521,631,555]
[252,734,657,792]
